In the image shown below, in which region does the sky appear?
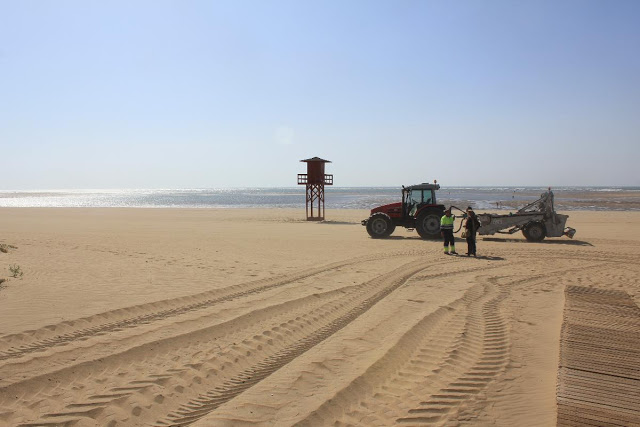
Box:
[1,0,639,189]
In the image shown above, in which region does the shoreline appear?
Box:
[2,187,640,211]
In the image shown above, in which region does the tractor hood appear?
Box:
[371,202,402,215]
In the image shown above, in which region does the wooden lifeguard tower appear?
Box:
[297,157,333,221]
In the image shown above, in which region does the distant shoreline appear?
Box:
[1,187,639,211]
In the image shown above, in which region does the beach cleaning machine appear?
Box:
[362,184,576,242]
[476,189,576,242]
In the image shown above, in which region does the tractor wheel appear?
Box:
[366,213,395,238]
[416,209,442,239]
[523,222,546,242]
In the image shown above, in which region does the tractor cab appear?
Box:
[403,183,439,218]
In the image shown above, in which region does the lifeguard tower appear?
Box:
[297,157,333,220]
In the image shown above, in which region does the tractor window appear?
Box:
[408,191,421,205]
[408,189,435,205]
[419,190,433,204]
[424,190,432,204]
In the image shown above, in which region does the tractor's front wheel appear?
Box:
[366,213,395,238]
[416,210,442,239]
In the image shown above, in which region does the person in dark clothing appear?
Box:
[464,207,481,256]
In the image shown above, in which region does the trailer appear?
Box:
[477,190,576,242]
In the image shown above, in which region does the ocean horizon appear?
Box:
[1,186,639,211]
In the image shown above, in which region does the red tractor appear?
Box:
[362,182,445,239]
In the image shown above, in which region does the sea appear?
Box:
[1,187,639,211]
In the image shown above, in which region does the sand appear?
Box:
[0,207,639,426]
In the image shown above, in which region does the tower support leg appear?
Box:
[306,184,325,221]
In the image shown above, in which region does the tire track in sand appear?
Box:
[4,252,601,426]
[292,262,602,427]
[396,278,508,425]
[7,257,433,427]
[0,252,424,363]
[152,259,433,426]
[9,284,359,426]
[291,279,506,427]
[148,263,509,427]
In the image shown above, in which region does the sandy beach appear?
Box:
[0,207,639,426]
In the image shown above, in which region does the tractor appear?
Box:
[362,182,445,239]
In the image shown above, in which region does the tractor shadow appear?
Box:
[481,237,594,247]
[318,221,357,225]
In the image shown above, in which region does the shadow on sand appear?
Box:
[481,237,593,247]
[473,255,505,261]
[318,220,358,225]
[451,254,506,261]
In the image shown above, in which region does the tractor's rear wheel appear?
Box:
[523,222,546,242]
[416,210,442,239]
[366,213,395,238]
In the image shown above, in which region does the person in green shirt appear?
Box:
[440,208,457,255]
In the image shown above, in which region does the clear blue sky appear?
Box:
[1,0,639,189]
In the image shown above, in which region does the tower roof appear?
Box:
[300,157,331,163]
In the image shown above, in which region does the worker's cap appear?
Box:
[467,206,473,211]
